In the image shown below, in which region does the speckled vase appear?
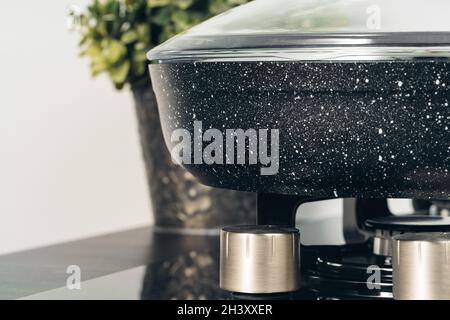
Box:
[132,85,256,229]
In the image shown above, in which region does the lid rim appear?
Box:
[148,32,450,62]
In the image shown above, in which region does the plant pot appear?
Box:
[132,85,256,229]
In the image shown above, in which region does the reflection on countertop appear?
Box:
[0,227,230,300]
[141,230,228,300]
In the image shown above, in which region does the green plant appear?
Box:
[72,0,248,89]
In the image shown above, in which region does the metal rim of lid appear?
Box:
[147,32,450,62]
[365,215,450,233]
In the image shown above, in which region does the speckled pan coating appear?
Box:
[149,60,450,199]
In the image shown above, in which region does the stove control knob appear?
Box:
[392,232,450,300]
[220,225,300,294]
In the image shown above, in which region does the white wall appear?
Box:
[0,1,152,255]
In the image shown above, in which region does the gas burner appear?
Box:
[365,215,450,256]
[299,214,450,300]
[301,244,393,300]
[430,200,450,217]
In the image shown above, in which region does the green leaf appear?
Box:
[91,55,109,76]
[109,60,130,84]
[120,29,138,43]
[208,0,237,15]
[151,7,172,26]
[132,58,147,76]
[96,20,109,37]
[74,0,252,90]
[80,43,102,57]
[159,24,176,43]
[147,0,171,8]
[104,39,127,64]
[174,0,193,10]
[171,10,190,30]
[136,23,150,40]
[79,34,89,46]
[133,44,148,61]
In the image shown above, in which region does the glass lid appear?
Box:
[147,0,450,62]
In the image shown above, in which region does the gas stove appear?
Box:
[147,0,450,300]
[220,197,450,300]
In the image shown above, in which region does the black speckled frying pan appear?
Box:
[147,0,450,200]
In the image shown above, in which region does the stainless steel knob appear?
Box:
[220,225,300,294]
[392,232,450,300]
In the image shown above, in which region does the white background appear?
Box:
[0,1,152,255]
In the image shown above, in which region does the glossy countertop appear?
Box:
[0,227,228,300]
